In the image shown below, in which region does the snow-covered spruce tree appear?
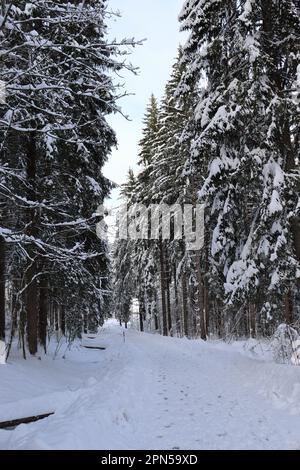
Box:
[113,51,205,338]
[113,96,162,333]
[113,237,133,328]
[149,50,194,337]
[0,0,137,355]
[134,95,164,333]
[179,0,300,336]
[138,94,159,167]
[113,172,138,328]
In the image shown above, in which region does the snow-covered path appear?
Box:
[1,320,300,450]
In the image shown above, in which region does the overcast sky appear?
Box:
[103,0,186,212]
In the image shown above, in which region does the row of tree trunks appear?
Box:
[0,236,5,340]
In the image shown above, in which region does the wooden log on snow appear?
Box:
[0,412,54,429]
[82,345,106,350]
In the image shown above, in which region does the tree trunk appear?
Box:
[0,236,5,341]
[154,313,159,330]
[139,311,144,332]
[165,249,172,335]
[38,276,48,352]
[173,263,180,335]
[26,262,38,355]
[60,305,66,336]
[204,246,210,335]
[54,305,59,333]
[138,296,144,332]
[25,133,38,355]
[159,240,168,336]
[204,284,209,337]
[195,252,207,340]
[181,271,189,337]
[249,303,256,338]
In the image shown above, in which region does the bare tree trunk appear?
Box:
[195,252,207,340]
[159,240,168,336]
[60,305,66,336]
[38,275,48,352]
[204,284,209,336]
[25,133,38,355]
[26,262,38,355]
[173,263,180,335]
[249,303,256,338]
[49,296,54,331]
[19,308,26,359]
[54,305,59,333]
[204,246,210,335]
[139,311,144,332]
[165,249,172,335]
[154,313,159,330]
[0,236,5,341]
[138,296,144,332]
[181,271,189,337]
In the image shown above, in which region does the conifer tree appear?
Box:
[0,0,138,355]
[179,0,300,334]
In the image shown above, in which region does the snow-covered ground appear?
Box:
[1,319,300,450]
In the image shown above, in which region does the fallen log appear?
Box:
[82,345,106,350]
[0,412,54,430]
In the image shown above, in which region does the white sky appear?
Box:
[103,0,186,213]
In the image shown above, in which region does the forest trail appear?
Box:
[1,320,300,450]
